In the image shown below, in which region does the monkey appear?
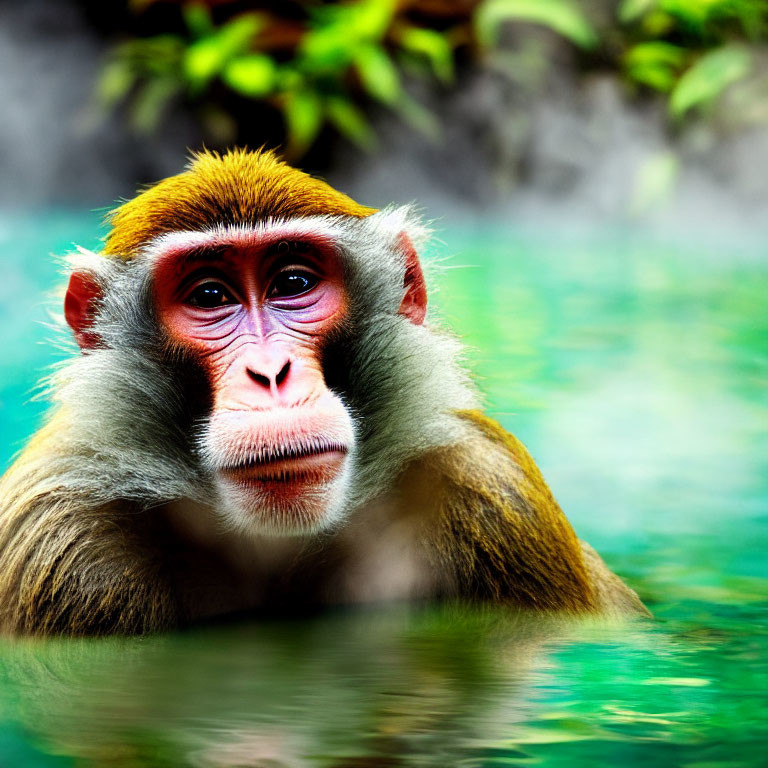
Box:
[0,149,648,635]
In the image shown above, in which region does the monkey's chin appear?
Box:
[213,452,353,536]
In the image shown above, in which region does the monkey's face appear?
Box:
[64,206,432,536]
[152,230,356,536]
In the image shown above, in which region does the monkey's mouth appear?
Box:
[219,443,349,487]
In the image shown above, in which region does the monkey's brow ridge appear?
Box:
[174,244,232,265]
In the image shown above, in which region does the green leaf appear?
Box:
[116,35,184,76]
[223,54,276,97]
[657,0,711,34]
[639,9,676,36]
[183,13,264,91]
[344,0,397,39]
[657,0,766,37]
[324,96,377,150]
[301,0,397,71]
[624,42,686,92]
[299,26,355,72]
[182,3,214,39]
[276,67,303,91]
[670,46,752,118]
[218,13,266,49]
[184,37,226,90]
[282,89,324,158]
[354,44,401,104]
[97,60,136,107]
[393,92,441,140]
[475,0,598,49]
[130,78,179,133]
[396,26,454,83]
[618,0,657,24]
[730,0,768,40]
[310,0,397,42]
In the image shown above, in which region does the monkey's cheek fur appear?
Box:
[213,456,354,536]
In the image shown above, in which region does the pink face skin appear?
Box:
[153,233,356,536]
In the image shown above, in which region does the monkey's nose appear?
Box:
[246,358,291,395]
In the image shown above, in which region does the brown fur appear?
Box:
[0,415,179,635]
[0,409,647,636]
[421,412,646,615]
[104,149,376,259]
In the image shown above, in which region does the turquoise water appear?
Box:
[0,211,766,766]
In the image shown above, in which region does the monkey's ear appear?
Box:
[64,271,102,350]
[398,233,427,325]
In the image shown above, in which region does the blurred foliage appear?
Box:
[99,0,768,158]
[100,0,477,156]
[619,0,766,119]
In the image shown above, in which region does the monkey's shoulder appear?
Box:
[0,453,180,635]
[435,409,567,524]
[396,410,590,610]
[406,410,649,617]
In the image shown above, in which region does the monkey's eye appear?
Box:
[268,271,319,299]
[185,282,236,308]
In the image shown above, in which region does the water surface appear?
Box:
[0,211,766,766]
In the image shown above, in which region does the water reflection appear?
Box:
[2,600,765,767]
[0,608,648,767]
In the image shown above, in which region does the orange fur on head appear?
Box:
[104,149,377,259]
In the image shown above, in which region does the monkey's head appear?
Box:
[59,150,472,538]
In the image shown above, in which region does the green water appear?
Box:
[0,211,766,767]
